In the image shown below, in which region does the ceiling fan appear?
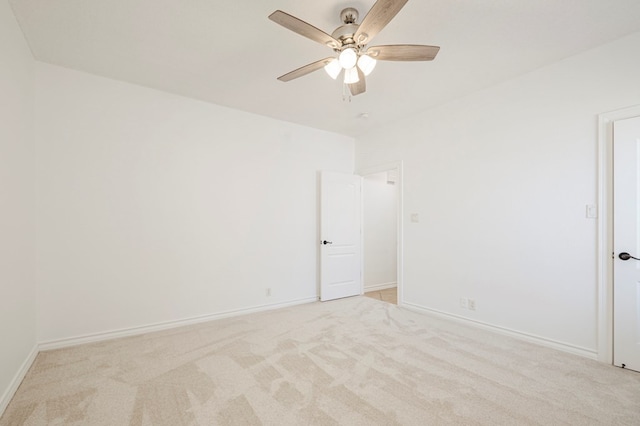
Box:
[268,0,440,96]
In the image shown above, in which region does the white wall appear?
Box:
[356,31,640,355]
[0,0,36,411]
[363,172,397,290]
[34,63,354,343]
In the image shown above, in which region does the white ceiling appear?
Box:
[10,0,640,137]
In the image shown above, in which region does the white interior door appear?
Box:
[320,171,362,302]
[613,115,640,372]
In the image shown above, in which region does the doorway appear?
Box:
[360,163,402,305]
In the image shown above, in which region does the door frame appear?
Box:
[597,104,640,363]
[358,161,404,305]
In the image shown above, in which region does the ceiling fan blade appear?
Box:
[348,68,366,96]
[354,0,408,45]
[367,44,440,61]
[277,57,335,82]
[269,10,341,49]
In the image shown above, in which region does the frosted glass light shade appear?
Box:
[338,48,357,69]
[324,59,342,79]
[357,54,377,76]
[344,67,360,84]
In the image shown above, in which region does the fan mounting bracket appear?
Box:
[340,8,359,24]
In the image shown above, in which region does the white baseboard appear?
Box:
[0,344,38,417]
[402,302,598,360]
[364,282,397,292]
[39,297,318,351]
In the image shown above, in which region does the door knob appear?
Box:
[619,252,640,261]
[322,240,333,245]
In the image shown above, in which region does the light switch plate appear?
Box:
[411,213,419,223]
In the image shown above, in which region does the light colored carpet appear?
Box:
[2,296,640,425]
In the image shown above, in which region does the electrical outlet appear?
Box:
[468,299,476,310]
[266,288,271,297]
[460,298,468,309]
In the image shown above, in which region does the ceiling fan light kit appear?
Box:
[344,67,360,84]
[357,54,377,76]
[268,0,440,97]
[324,59,342,79]
[338,48,358,69]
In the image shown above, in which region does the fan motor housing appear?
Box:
[332,23,359,45]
